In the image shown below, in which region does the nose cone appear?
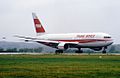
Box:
[103,33,113,46]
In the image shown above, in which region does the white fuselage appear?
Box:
[36,32,113,48]
[16,13,114,53]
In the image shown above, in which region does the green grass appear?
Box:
[0,54,120,78]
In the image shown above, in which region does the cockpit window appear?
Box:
[104,36,111,38]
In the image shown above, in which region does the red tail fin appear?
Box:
[32,13,45,34]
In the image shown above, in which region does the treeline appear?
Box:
[0,47,43,52]
[109,46,120,53]
[65,46,120,53]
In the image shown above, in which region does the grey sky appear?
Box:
[0,0,120,43]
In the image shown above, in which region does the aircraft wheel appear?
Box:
[102,47,107,53]
[55,50,63,54]
[75,50,83,53]
[102,50,106,53]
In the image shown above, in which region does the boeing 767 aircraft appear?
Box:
[16,13,113,53]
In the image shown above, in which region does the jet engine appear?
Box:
[57,43,69,50]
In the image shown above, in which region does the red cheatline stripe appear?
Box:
[53,39,112,43]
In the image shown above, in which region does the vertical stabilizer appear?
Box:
[32,13,45,35]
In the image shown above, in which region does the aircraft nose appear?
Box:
[110,41,113,45]
[108,39,113,45]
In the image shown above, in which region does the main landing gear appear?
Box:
[102,47,107,53]
[55,50,63,54]
[75,48,83,53]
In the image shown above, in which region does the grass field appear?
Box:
[0,54,120,78]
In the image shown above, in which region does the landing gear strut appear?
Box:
[55,50,63,54]
[102,47,107,53]
[75,48,83,53]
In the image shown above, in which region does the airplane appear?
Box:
[16,13,113,54]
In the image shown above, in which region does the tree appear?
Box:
[6,48,17,52]
[109,46,116,53]
[0,48,4,52]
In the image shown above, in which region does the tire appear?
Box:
[55,50,63,54]
[75,50,83,53]
[102,50,106,53]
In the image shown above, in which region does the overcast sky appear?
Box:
[0,0,120,44]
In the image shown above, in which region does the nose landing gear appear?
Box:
[102,47,107,53]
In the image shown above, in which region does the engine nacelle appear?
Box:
[57,43,69,50]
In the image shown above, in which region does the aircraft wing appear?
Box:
[15,35,79,49]
[34,39,79,49]
[14,35,37,40]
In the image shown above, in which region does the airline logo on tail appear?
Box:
[32,13,45,34]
